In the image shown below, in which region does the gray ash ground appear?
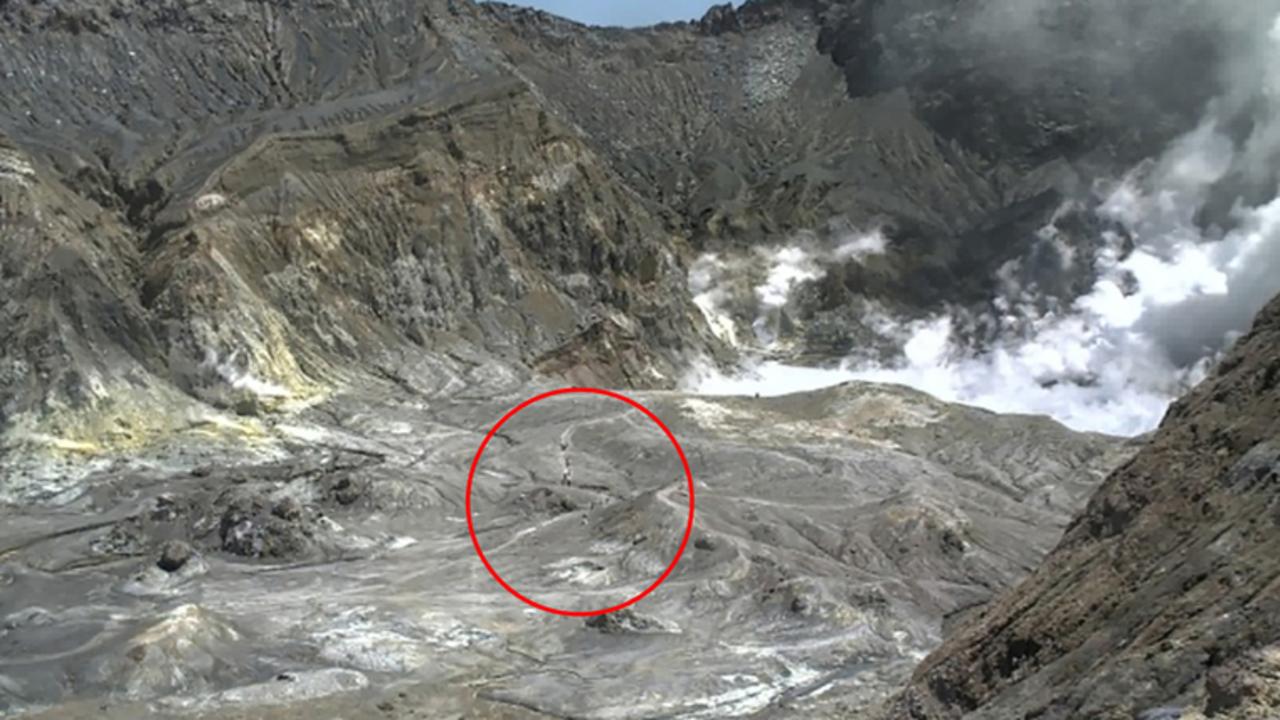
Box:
[0,376,1126,718]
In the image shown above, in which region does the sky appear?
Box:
[494,1,738,27]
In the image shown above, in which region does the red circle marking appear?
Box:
[466,387,695,617]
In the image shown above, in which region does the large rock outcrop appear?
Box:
[886,294,1280,719]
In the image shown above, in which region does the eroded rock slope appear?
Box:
[888,295,1280,719]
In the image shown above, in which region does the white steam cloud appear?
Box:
[687,11,1280,437]
[690,229,888,349]
[204,348,291,399]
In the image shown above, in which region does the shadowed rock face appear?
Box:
[886,294,1280,719]
[484,0,1241,232]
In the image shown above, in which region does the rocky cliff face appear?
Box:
[1,0,1260,469]
[0,0,729,493]
[481,0,1259,317]
[887,294,1280,719]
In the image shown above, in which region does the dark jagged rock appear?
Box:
[584,607,675,634]
[219,494,315,560]
[156,540,194,573]
[698,3,743,35]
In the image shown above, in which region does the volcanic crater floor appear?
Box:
[0,381,1130,719]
